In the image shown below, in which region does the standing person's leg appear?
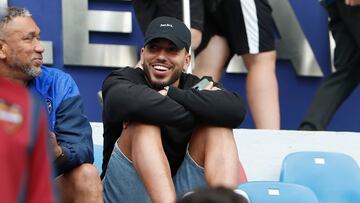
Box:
[195,0,280,129]
[193,0,230,81]
[299,2,360,130]
[237,0,279,129]
[188,0,204,50]
[299,64,359,130]
[194,35,230,81]
[103,122,176,203]
[242,51,280,129]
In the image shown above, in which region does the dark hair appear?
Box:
[176,187,249,203]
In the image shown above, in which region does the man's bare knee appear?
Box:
[58,163,103,203]
[190,126,233,146]
[71,163,101,182]
[69,164,102,192]
[118,122,161,162]
[189,126,240,188]
[189,126,234,166]
[124,122,161,137]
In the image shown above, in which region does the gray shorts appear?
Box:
[103,142,207,203]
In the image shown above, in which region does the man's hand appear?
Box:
[49,131,63,159]
[123,121,130,129]
[204,81,220,91]
[345,0,360,6]
[158,86,169,96]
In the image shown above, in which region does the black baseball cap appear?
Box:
[144,16,191,52]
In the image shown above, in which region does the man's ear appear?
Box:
[0,40,7,60]
[139,48,145,65]
[183,52,191,72]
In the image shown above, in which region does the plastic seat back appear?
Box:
[280,151,360,203]
[93,144,103,174]
[237,181,318,203]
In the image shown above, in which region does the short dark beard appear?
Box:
[151,81,170,90]
[143,65,182,90]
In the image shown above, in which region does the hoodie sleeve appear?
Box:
[167,77,246,128]
[102,68,195,128]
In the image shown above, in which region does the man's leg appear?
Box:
[194,37,280,130]
[104,122,176,203]
[194,35,230,81]
[299,2,360,130]
[190,28,202,51]
[299,65,359,130]
[242,51,280,129]
[56,163,103,203]
[188,126,245,188]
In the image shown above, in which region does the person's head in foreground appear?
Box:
[176,186,250,203]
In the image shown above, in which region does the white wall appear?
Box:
[235,129,360,181]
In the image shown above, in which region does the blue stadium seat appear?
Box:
[280,151,360,203]
[93,144,103,174]
[237,181,318,203]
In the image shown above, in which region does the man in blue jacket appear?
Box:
[0,7,103,203]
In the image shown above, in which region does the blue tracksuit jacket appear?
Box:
[30,66,93,175]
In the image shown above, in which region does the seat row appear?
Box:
[237,151,360,203]
[93,145,360,203]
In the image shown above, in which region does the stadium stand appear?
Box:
[90,123,360,201]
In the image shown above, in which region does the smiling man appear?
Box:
[102,16,247,203]
[0,7,103,203]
